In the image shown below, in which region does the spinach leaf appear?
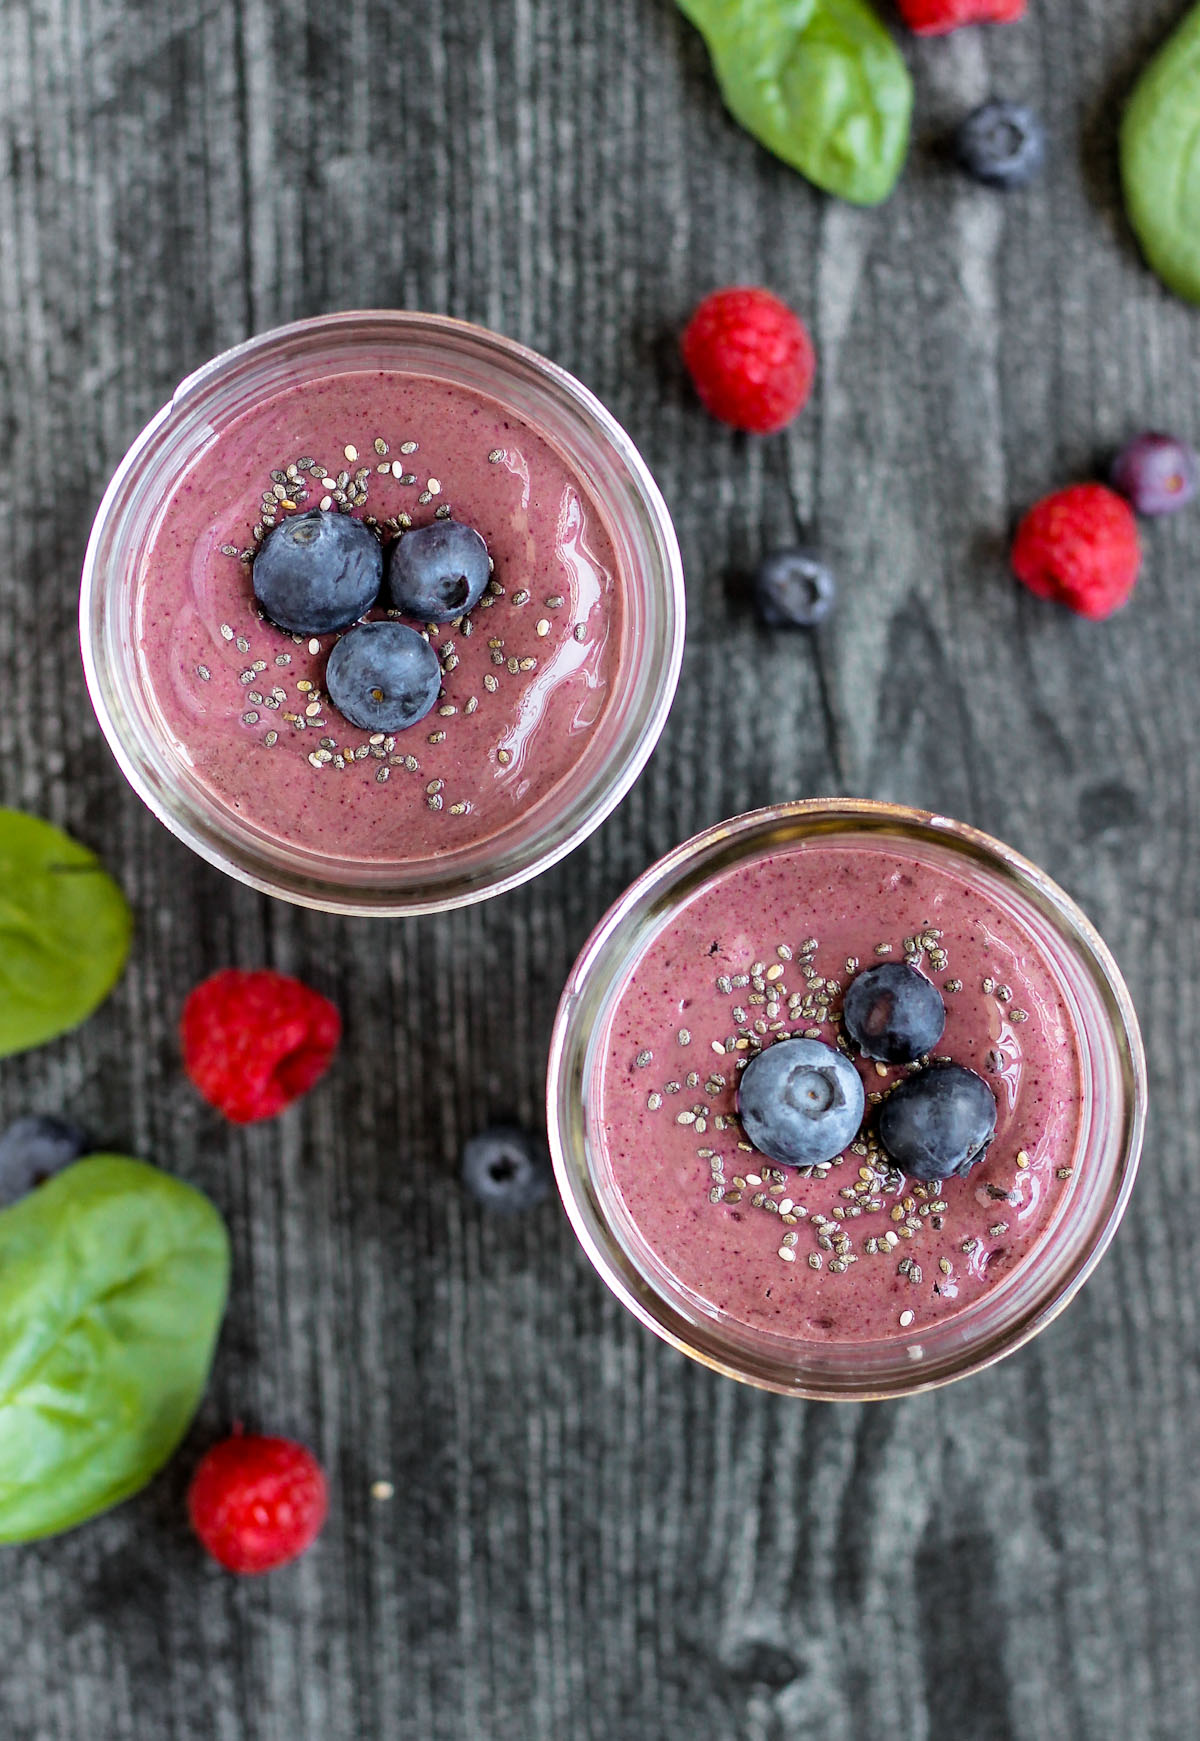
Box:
[0,809,132,1057]
[1121,4,1200,305]
[677,0,912,206]
[0,1155,229,1542]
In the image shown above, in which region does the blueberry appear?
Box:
[842,962,945,1065]
[461,1125,552,1214]
[0,1115,89,1207]
[954,101,1045,190]
[252,510,383,635]
[325,620,442,733]
[387,520,491,624]
[753,548,836,628]
[736,1037,865,1168]
[1111,431,1198,517]
[878,1064,997,1183]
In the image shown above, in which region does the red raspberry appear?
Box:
[898,0,1025,33]
[181,969,341,1123]
[1011,484,1141,621]
[188,1432,328,1574]
[681,288,815,435]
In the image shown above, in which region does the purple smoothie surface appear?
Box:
[136,369,624,862]
[595,837,1084,1344]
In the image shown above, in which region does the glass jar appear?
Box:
[80,311,685,915]
[548,800,1146,1399]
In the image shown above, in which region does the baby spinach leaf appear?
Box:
[0,809,132,1057]
[677,0,912,206]
[1121,3,1200,305]
[0,1155,229,1542]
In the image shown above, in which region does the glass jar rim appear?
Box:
[80,310,686,915]
[547,799,1147,1400]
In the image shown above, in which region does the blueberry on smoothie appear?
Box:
[878,1063,997,1182]
[954,101,1045,189]
[462,1125,552,1213]
[737,1037,865,1168]
[325,621,442,732]
[752,549,836,628]
[387,520,491,624]
[0,1115,89,1206]
[252,509,383,634]
[842,962,945,1065]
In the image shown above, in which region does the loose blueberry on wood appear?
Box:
[1110,432,1198,517]
[387,519,491,624]
[325,621,442,733]
[753,549,836,627]
[461,1126,552,1213]
[842,961,945,1064]
[878,1063,997,1182]
[954,100,1045,189]
[251,509,383,634]
[736,1037,865,1168]
[0,1115,89,1206]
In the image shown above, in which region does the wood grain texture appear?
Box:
[0,1,1196,1736]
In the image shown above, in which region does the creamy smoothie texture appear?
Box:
[136,369,624,861]
[596,838,1084,1344]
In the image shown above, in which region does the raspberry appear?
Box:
[681,288,815,435]
[1011,484,1142,621]
[898,0,1025,33]
[181,969,341,1123]
[188,1432,328,1574]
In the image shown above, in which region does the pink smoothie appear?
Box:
[136,370,624,861]
[596,837,1084,1344]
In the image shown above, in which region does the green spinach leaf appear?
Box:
[1121,3,1200,305]
[677,0,912,206]
[0,809,132,1057]
[0,1155,229,1542]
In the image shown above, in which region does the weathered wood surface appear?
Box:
[0,2,1196,1737]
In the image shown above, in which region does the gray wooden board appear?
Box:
[0,0,1196,1736]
